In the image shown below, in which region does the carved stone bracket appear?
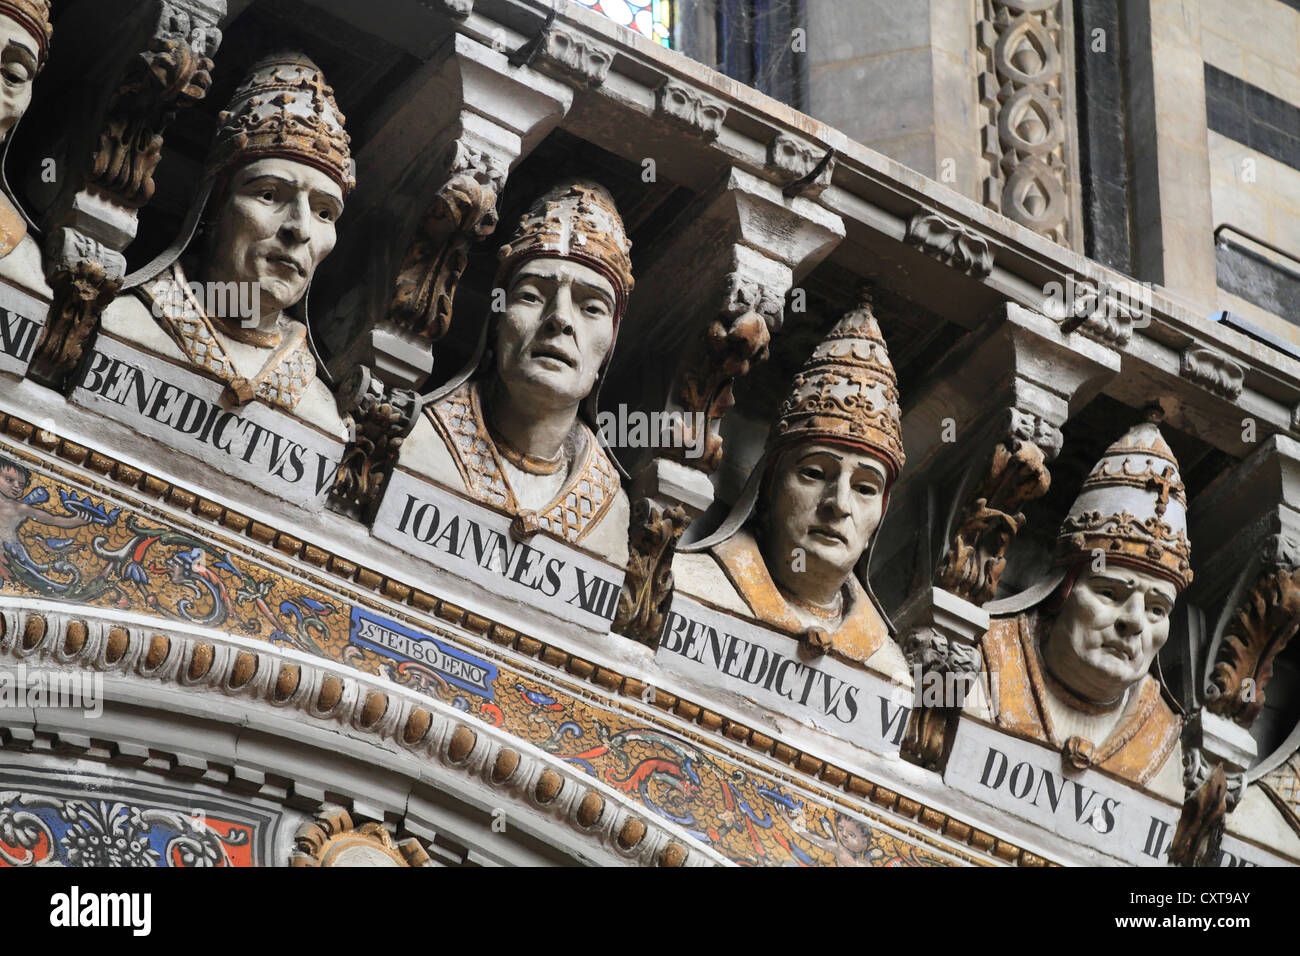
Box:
[655,81,727,140]
[904,211,994,278]
[539,28,615,87]
[767,134,835,197]
[1207,533,1300,726]
[897,588,990,771]
[28,0,225,393]
[1181,346,1245,401]
[1056,277,1143,349]
[386,141,506,349]
[330,368,423,522]
[1169,713,1251,867]
[613,496,691,647]
[977,0,1078,247]
[934,407,1059,606]
[669,273,781,474]
[290,806,432,867]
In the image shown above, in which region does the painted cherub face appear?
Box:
[1043,566,1177,704]
[0,463,27,500]
[204,157,345,326]
[494,257,616,411]
[763,442,888,586]
[0,15,38,144]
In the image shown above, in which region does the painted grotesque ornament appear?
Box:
[399,180,634,564]
[100,52,354,433]
[0,0,53,293]
[673,295,911,681]
[976,417,1192,796]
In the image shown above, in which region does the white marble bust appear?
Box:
[974,421,1194,797]
[0,0,53,300]
[400,180,634,565]
[98,51,355,438]
[673,296,911,682]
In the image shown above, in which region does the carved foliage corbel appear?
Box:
[934,408,1061,605]
[902,408,1059,770]
[904,211,994,278]
[1207,534,1300,726]
[330,369,422,522]
[613,275,782,648]
[1181,346,1245,401]
[330,144,505,520]
[1169,733,1245,867]
[1057,277,1141,349]
[28,0,224,392]
[670,274,781,474]
[613,498,690,647]
[387,143,505,344]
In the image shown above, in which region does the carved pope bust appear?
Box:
[976,417,1194,797]
[399,180,633,565]
[100,51,355,434]
[0,0,52,297]
[673,296,911,682]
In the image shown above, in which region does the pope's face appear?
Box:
[1043,567,1177,704]
[495,258,616,410]
[764,443,888,584]
[0,17,38,143]
[204,157,344,325]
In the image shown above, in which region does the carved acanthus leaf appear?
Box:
[934,415,1053,605]
[28,1,224,393]
[91,3,222,208]
[386,145,504,343]
[613,498,690,648]
[1208,536,1300,726]
[904,211,994,278]
[541,28,614,86]
[670,290,773,473]
[330,371,423,521]
[1181,346,1245,400]
[655,81,727,140]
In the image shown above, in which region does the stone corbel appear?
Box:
[27,0,225,393]
[767,134,835,198]
[896,588,990,770]
[1169,712,1253,867]
[654,81,727,140]
[610,168,844,647]
[1055,276,1143,349]
[328,34,571,520]
[904,210,994,278]
[1181,346,1246,401]
[1168,436,1300,861]
[890,302,1120,769]
[1190,436,1300,726]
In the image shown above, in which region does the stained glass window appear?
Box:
[575,0,673,48]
